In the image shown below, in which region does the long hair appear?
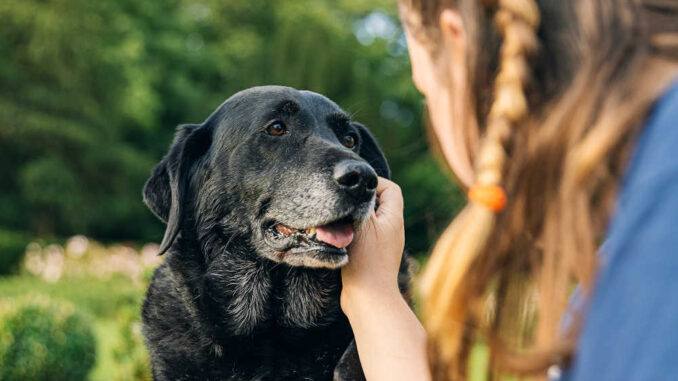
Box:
[399,0,678,379]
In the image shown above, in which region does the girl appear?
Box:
[341,1,678,380]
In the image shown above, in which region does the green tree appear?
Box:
[0,0,464,254]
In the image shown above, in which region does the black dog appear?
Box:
[141,86,410,381]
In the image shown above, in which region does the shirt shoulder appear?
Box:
[618,80,678,200]
[565,80,678,381]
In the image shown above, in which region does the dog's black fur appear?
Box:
[141,86,410,381]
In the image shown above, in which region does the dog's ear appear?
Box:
[353,122,390,179]
[143,124,212,254]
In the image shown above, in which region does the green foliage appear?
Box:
[400,153,466,254]
[0,0,464,253]
[0,274,151,380]
[0,295,96,381]
[0,230,30,275]
[110,306,152,381]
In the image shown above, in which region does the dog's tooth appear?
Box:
[308,227,316,236]
[276,224,298,236]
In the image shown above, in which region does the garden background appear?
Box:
[0,0,468,379]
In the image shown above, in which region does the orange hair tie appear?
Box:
[468,185,507,212]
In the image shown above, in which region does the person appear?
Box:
[340,0,678,380]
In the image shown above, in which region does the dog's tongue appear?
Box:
[316,223,354,248]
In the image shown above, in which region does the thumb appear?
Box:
[375,177,403,220]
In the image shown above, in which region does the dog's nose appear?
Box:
[333,160,378,201]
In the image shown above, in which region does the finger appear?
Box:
[375,177,397,196]
[375,177,403,218]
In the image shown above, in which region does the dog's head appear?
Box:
[143,86,389,269]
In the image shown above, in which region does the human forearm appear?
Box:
[342,288,431,381]
[341,178,431,381]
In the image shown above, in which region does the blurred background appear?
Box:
[0,0,466,379]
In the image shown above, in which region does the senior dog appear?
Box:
[141,86,410,381]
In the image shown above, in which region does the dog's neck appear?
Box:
[167,233,344,337]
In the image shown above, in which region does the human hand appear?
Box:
[341,177,405,315]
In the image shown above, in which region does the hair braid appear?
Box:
[420,0,540,379]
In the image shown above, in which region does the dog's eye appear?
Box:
[343,134,357,148]
[266,122,286,136]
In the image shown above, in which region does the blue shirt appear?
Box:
[560,80,678,380]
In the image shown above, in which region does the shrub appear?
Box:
[111,306,152,381]
[0,295,96,381]
[0,230,30,275]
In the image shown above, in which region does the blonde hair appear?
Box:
[400,0,678,379]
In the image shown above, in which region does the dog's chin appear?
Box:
[263,246,349,269]
[260,201,373,269]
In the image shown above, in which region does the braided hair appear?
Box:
[420,1,540,378]
[400,0,678,379]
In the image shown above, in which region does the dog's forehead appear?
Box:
[222,87,344,121]
[209,87,348,142]
[297,90,344,116]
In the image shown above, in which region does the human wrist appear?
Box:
[340,281,403,321]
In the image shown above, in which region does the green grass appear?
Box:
[0,275,143,318]
[469,342,490,381]
[1,274,494,380]
[90,319,124,381]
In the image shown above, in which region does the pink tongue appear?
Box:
[316,224,354,248]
